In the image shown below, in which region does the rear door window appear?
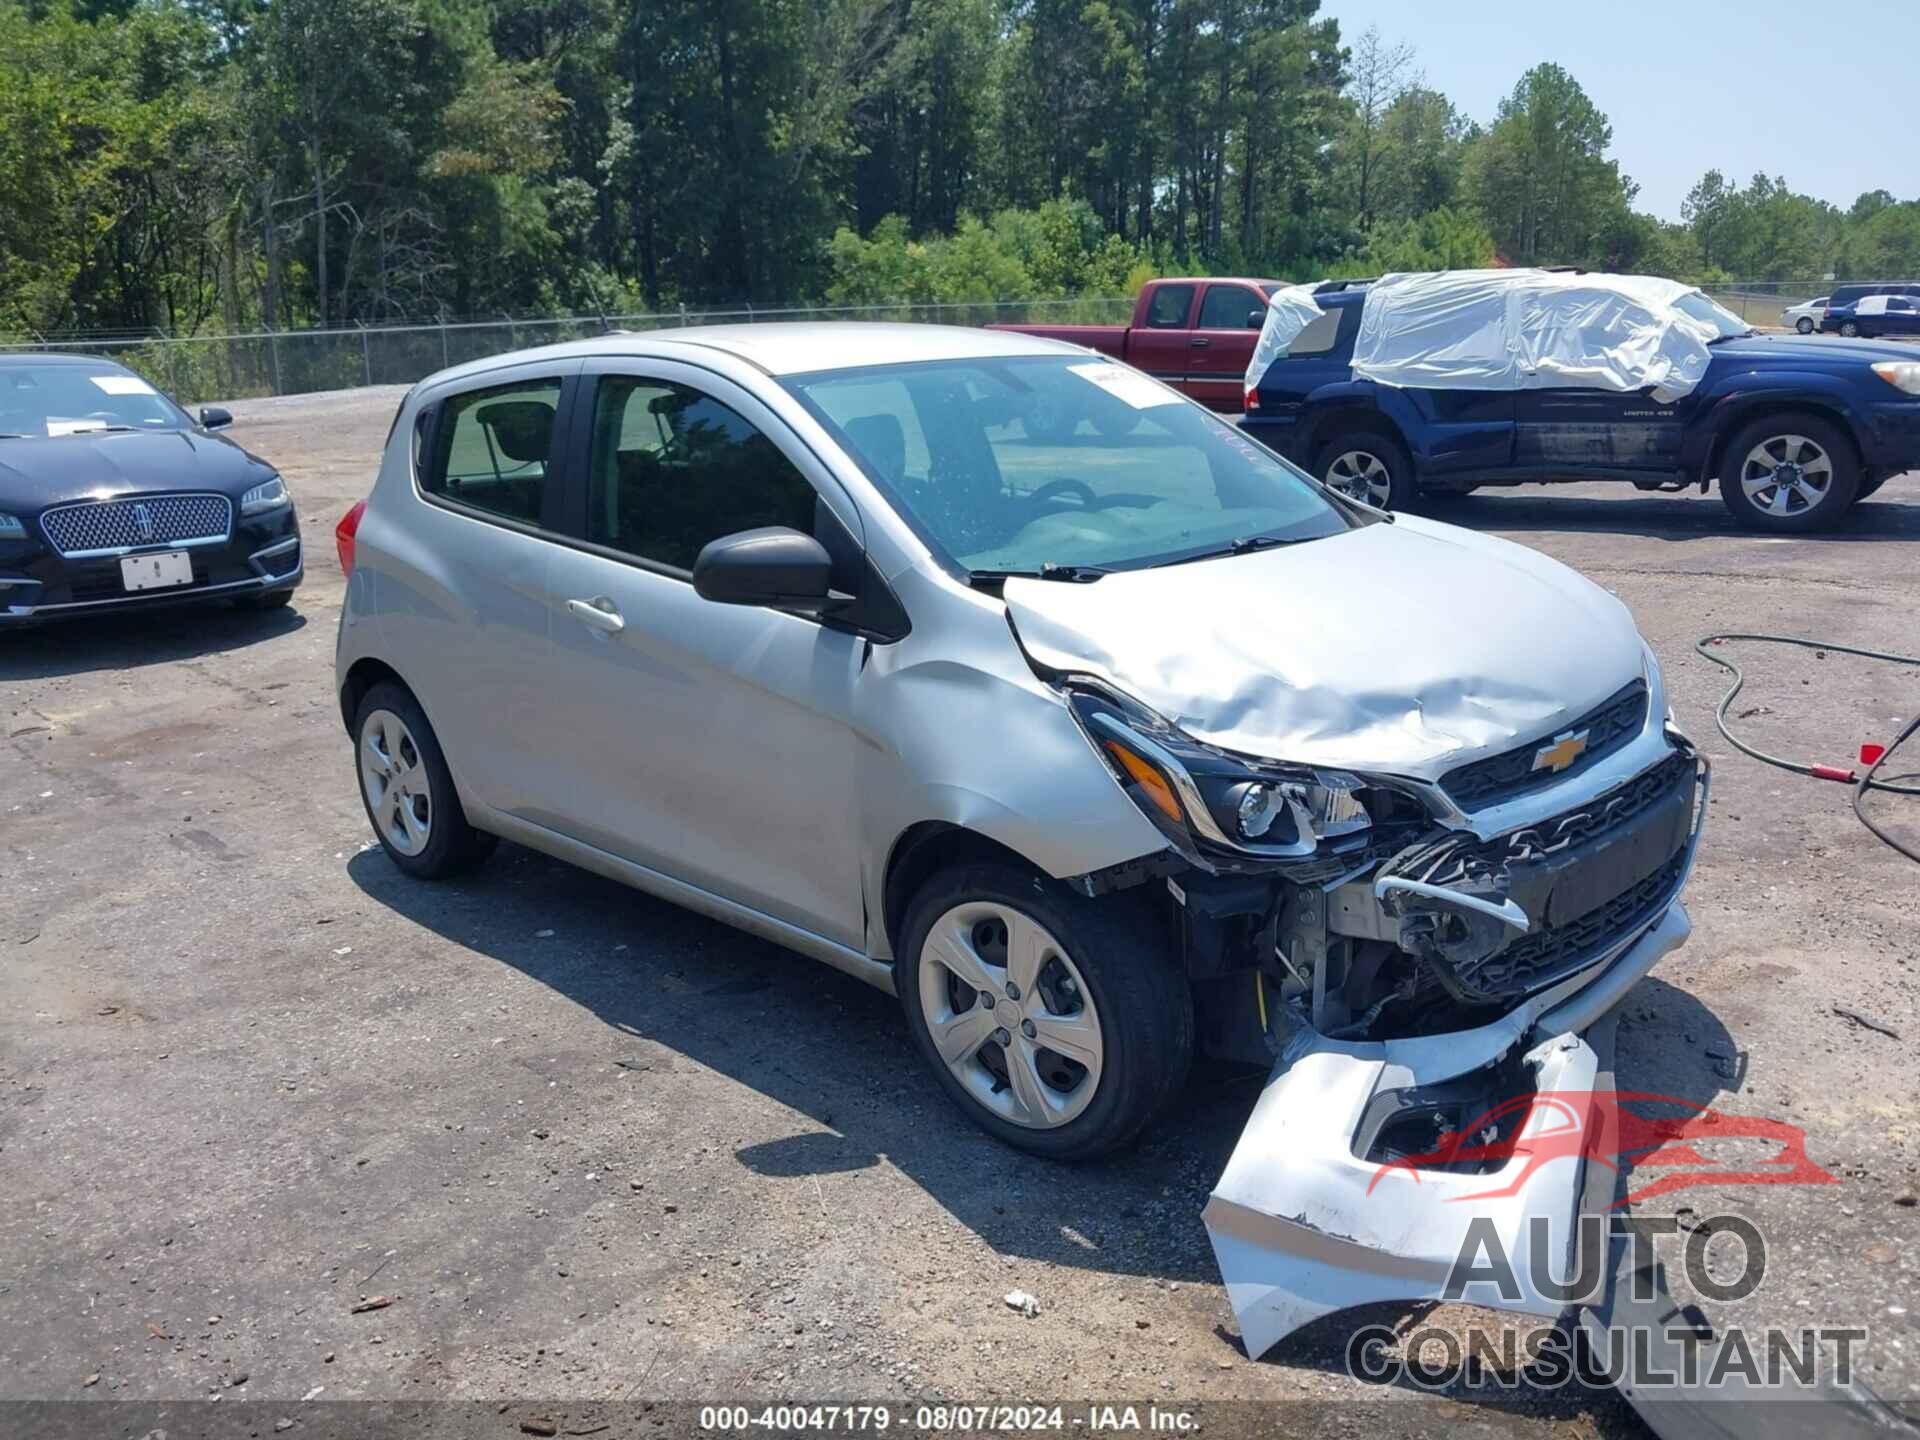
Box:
[1143,285,1196,329]
[424,378,563,526]
[1197,285,1261,331]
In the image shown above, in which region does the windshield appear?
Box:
[1674,291,1751,339]
[0,362,187,437]
[784,355,1350,575]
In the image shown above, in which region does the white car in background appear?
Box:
[1782,296,1830,334]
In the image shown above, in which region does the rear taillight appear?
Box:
[1243,385,1260,413]
[335,499,367,576]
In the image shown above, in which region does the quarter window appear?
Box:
[586,376,817,571]
[1282,309,1342,357]
[424,378,562,525]
[1144,285,1195,329]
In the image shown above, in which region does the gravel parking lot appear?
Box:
[4,385,1917,1434]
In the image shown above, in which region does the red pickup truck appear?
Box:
[991,276,1279,411]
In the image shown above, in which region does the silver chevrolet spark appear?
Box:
[336,324,1704,1352]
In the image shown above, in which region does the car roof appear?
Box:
[1166,276,1279,288]
[423,321,1093,388]
[0,351,128,368]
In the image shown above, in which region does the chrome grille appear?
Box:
[40,493,232,556]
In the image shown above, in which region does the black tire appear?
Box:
[1795,317,1815,334]
[238,588,294,611]
[352,681,497,879]
[1840,320,1859,338]
[896,862,1193,1160]
[1314,428,1416,511]
[1716,412,1861,532]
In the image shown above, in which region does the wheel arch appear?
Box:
[1303,404,1414,473]
[339,656,409,735]
[881,822,1048,961]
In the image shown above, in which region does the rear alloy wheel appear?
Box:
[898,863,1192,1159]
[353,682,497,879]
[1795,317,1815,334]
[1717,415,1860,532]
[1315,430,1415,512]
[1841,320,1859,338]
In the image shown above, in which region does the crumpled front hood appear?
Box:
[1003,516,1647,781]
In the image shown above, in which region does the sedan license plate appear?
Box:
[120,550,194,591]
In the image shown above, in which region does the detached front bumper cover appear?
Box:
[1204,901,1691,1359]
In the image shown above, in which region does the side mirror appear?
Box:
[692,526,835,609]
[1246,309,1265,330]
[200,406,233,430]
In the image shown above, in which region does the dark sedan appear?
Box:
[0,354,301,625]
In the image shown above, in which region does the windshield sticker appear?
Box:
[1067,362,1180,410]
[89,374,156,396]
[46,419,114,436]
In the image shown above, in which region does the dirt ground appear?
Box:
[3,384,1917,1435]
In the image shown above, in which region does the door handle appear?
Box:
[1189,336,1212,348]
[565,597,625,634]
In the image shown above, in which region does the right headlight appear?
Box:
[1871,361,1920,395]
[1065,682,1374,861]
[240,476,290,514]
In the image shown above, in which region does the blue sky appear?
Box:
[1328,0,1920,220]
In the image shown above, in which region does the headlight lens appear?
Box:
[1068,684,1374,859]
[240,476,289,514]
[1640,640,1666,719]
[1871,361,1920,395]
[0,513,26,540]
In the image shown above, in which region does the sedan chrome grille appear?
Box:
[39,493,233,557]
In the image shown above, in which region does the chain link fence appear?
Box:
[0,298,1137,406]
[0,283,1843,406]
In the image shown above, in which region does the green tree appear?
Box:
[1466,62,1628,267]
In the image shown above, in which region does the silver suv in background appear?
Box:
[335,324,1704,1352]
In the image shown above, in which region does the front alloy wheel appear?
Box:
[1717,414,1860,532]
[1738,434,1834,519]
[896,863,1192,1159]
[918,901,1104,1130]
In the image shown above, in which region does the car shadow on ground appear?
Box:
[0,600,304,680]
[1421,486,1920,544]
[350,841,1267,1286]
[346,841,1740,1316]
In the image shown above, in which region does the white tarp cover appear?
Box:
[1240,282,1327,394]
[1245,268,1747,403]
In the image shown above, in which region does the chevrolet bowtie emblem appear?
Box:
[1532,729,1591,774]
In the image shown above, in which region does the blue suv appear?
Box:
[1242,281,1920,531]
